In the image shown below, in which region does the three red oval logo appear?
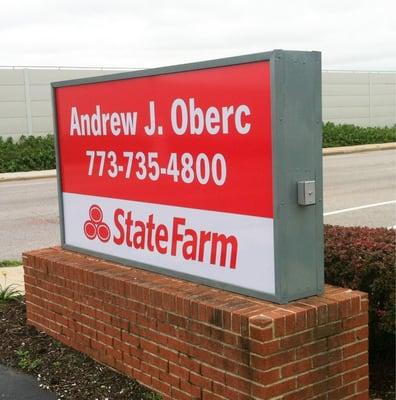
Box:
[83,205,110,242]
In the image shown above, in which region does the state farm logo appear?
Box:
[83,205,111,242]
[82,204,238,268]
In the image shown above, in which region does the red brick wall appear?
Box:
[23,247,369,400]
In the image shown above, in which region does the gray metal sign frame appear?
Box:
[52,49,323,304]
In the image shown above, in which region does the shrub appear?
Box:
[0,260,21,268]
[0,135,55,173]
[324,225,395,355]
[323,122,396,147]
[0,123,395,172]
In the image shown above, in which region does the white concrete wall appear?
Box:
[0,68,395,138]
[322,71,396,127]
[0,68,128,139]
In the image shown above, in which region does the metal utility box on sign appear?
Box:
[52,50,324,303]
[298,181,316,206]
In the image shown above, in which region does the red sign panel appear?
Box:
[56,62,272,218]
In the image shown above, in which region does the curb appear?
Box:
[0,143,395,182]
[323,142,396,155]
[0,169,56,183]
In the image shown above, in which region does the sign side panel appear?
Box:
[273,51,324,302]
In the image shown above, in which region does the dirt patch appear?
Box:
[0,298,160,400]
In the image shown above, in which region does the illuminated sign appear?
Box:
[53,50,323,303]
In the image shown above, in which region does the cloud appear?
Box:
[1,0,395,70]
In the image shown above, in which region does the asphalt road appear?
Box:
[0,365,57,400]
[0,178,60,261]
[323,149,396,228]
[0,149,395,261]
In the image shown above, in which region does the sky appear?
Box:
[1,0,395,71]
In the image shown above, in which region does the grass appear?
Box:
[0,283,22,302]
[0,268,23,302]
[0,260,21,268]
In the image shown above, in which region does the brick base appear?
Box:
[23,247,369,400]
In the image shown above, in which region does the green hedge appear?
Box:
[0,135,55,173]
[324,225,395,356]
[1,123,395,172]
[323,122,396,147]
